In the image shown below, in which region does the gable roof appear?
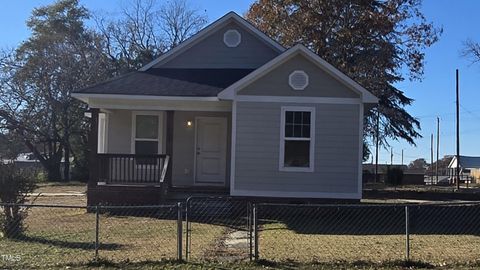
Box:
[139,11,285,71]
[72,68,254,97]
[218,44,379,104]
[448,156,480,169]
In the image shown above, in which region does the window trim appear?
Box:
[131,111,165,155]
[279,106,315,172]
[98,113,109,153]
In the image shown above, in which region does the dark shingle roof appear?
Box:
[74,68,255,97]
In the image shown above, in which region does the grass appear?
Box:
[259,222,480,266]
[0,205,229,269]
[3,259,480,269]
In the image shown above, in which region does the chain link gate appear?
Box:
[184,197,254,262]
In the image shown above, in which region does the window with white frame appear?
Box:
[280,107,315,172]
[134,114,161,155]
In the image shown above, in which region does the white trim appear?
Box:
[139,12,285,71]
[230,100,237,195]
[279,106,315,173]
[193,116,228,186]
[83,97,232,112]
[218,44,378,104]
[131,111,165,155]
[223,29,241,47]
[288,70,309,90]
[235,95,361,104]
[98,113,108,153]
[72,93,220,102]
[231,189,361,200]
[92,104,230,112]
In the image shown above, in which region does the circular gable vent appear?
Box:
[223,29,241,47]
[289,70,309,90]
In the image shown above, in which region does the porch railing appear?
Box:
[97,154,170,184]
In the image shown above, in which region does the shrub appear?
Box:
[386,167,404,186]
[35,170,47,182]
[0,163,37,238]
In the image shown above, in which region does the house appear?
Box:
[72,12,378,205]
[448,156,480,183]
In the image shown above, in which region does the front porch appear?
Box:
[87,108,231,206]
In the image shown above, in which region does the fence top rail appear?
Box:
[98,204,179,210]
[0,203,87,209]
[0,203,180,209]
[184,196,480,208]
[257,201,480,208]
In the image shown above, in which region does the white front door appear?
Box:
[195,117,227,185]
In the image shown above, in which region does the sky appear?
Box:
[0,0,479,165]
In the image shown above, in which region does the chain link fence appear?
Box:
[0,203,181,269]
[254,202,480,264]
[1,200,480,268]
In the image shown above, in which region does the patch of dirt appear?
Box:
[204,227,251,262]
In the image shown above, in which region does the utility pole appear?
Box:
[401,149,404,166]
[375,110,380,183]
[456,69,460,189]
[436,117,440,184]
[390,147,393,165]
[430,133,434,181]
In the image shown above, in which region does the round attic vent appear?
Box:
[223,29,241,47]
[289,70,309,90]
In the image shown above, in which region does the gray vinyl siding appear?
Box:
[106,110,132,154]
[156,21,280,69]
[172,111,231,187]
[237,53,360,98]
[234,102,360,195]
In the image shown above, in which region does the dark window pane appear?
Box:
[302,112,311,124]
[136,115,158,139]
[293,124,302,137]
[284,140,310,167]
[285,124,294,137]
[135,141,158,165]
[294,112,302,123]
[135,141,158,155]
[302,125,310,138]
[286,111,294,124]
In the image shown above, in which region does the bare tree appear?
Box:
[95,0,207,71]
[158,0,207,48]
[462,39,480,64]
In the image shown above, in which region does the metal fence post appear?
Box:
[185,199,190,261]
[405,205,410,261]
[95,205,100,260]
[248,202,253,261]
[253,203,259,261]
[177,202,183,261]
